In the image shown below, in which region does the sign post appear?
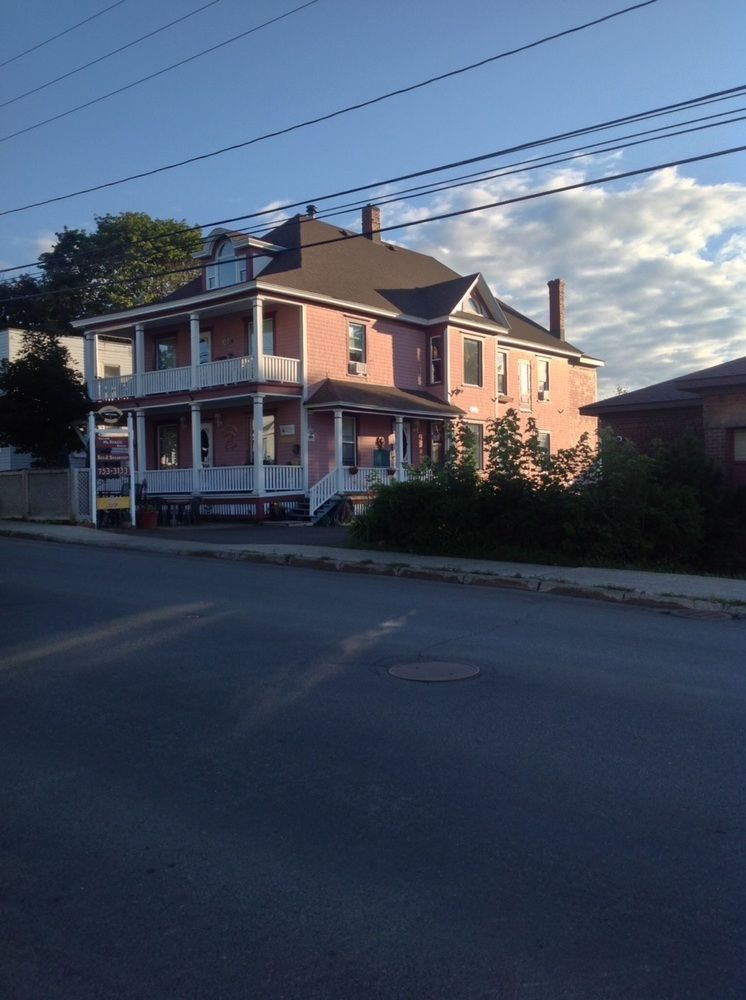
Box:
[91,405,135,529]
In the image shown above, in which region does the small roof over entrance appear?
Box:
[305,379,464,419]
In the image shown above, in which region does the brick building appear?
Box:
[72,205,602,517]
[581,356,746,487]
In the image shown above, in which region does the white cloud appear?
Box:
[396,163,746,398]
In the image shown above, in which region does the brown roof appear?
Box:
[498,301,584,356]
[147,215,589,358]
[306,378,464,418]
[675,355,746,391]
[582,354,746,416]
[581,376,700,415]
[259,215,481,318]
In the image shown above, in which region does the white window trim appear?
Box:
[463,336,484,387]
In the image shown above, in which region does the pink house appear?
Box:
[74,205,602,518]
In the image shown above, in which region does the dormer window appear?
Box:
[466,295,487,316]
[207,240,246,289]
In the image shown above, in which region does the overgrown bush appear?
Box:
[350,411,746,573]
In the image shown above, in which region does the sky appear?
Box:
[1,0,745,397]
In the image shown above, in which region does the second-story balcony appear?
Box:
[92,353,300,402]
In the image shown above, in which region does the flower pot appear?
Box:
[137,508,159,529]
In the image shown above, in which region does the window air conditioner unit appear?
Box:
[538,389,549,401]
[348,361,367,376]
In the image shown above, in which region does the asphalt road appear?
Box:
[1,537,744,1000]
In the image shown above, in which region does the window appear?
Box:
[103,364,120,379]
[249,415,276,463]
[429,335,443,384]
[247,316,275,357]
[538,358,550,394]
[463,337,483,386]
[465,422,484,470]
[342,415,357,466]
[156,336,177,370]
[207,241,244,289]
[537,431,551,454]
[734,429,746,462]
[199,332,211,365]
[518,360,532,410]
[348,322,366,364]
[497,351,507,395]
[157,424,179,468]
[465,295,486,316]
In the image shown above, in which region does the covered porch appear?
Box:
[305,378,463,514]
[135,391,306,500]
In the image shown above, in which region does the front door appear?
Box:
[200,423,213,467]
[402,421,412,465]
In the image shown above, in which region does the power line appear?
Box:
[0,0,322,146]
[2,142,744,309]
[0,0,659,213]
[2,81,743,278]
[0,0,222,111]
[0,0,132,70]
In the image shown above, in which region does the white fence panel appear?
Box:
[265,465,303,491]
[263,355,300,383]
[141,367,191,395]
[95,373,136,400]
[144,468,192,493]
[199,355,255,388]
[199,466,254,493]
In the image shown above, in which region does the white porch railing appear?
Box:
[93,352,301,400]
[141,366,191,395]
[309,469,340,514]
[263,355,300,382]
[199,466,254,492]
[265,465,303,491]
[198,355,255,387]
[95,373,136,401]
[339,467,392,492]
[143,468,192,493]
[143,466,303,495]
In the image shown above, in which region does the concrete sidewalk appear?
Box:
[2,519,745,617]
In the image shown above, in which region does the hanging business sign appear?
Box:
[95,428,131,510]
[97,404,124,427]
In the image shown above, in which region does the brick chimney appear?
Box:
[548,278,566,340]
[362,204,381,241]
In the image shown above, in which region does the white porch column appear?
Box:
[253,297,264,382]
[300,303,309,495]
[127,411,136,526]
[134,323,144,396]
[300,405,309,495]
[135,409,146,484]
[190,402,202,494]
[253,394,266,496]
[189,312,201,390]
[88,409,98,528]
[85,332,98,399]
[394,415,404,478]
[333,409,344,482]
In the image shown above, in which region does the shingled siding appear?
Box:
[499,346,597,451]
[304,304,426,393]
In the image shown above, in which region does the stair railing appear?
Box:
[309,468,340,515]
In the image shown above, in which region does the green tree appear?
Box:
[0,332,91,466]
[1,212,200,335]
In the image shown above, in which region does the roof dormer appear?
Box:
[193,227,284,291]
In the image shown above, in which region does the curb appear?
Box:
[2,525,743,619]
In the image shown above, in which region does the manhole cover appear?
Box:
[388,661,480,682]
